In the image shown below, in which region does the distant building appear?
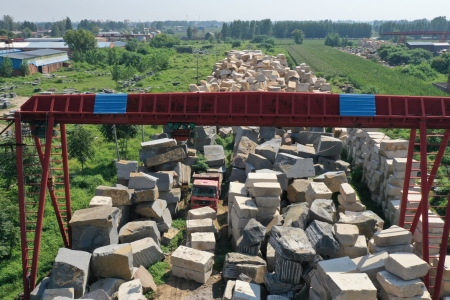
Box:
[0,49,69,76]
[406,42,450,52]
[433,43,450,52]
[25,38,64,42]
[0,41,122,55]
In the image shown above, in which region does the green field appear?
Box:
[284,40,447,96]
[0,43,232,97]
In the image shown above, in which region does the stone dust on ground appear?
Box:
[153,200,229,300]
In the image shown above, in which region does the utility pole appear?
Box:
[196,53,199,85]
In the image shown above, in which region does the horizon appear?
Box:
[2,0,450,24]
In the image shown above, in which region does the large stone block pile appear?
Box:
[189,50,332,93]
[220,126,434,299]
[31,136,211,299]
[346,128,448,266]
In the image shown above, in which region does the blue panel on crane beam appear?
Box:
[340,94,376,116]
[94,94,128,114]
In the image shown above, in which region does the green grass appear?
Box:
[148,261,172,285]
[283,40,447,96]
[160,219,186,253]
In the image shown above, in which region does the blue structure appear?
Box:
[0,49,69,73]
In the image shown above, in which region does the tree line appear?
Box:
[221,19,371,40]
[378,16,450,35]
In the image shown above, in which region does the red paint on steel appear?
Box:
[433,194,450,300]
[399,128,416,227]
[33,135,69,248]
[419,122,430,289]
[381,31,450,36]
[60,124,72,248]
[14,92,450,298]
[15,117,30,300]
[15,93,450,128]
[29,115,54,291]
[409,130,450,233]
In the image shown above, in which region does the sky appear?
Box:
[3,0,450,23]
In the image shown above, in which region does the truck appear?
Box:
[190,173,223,211]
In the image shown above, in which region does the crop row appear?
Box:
[284,41,447,96]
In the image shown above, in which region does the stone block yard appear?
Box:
[28,50,450,300]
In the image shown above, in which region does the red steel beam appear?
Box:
[433,193,450,300]
[409,129,450,234]
[381,31,450,36]
[15,93,450,129]
[419,121,430,289]
[398,128,416,227]
[33,135,70,248]
[60,123,72,248]
[29,115,54,291]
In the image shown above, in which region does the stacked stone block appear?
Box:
[190,50,332,93]
[377,253,431,299]
[171,245,215,284]
[368,225,413,254]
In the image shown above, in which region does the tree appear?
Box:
[51,24,61,37]
[150,33,180,48]
[0,57,13,78]
[99,125,139,159]
[187,26,193,38]
[21,27,32,38]
[291,29,305,44]
[2,15,14,31]
[125,38,138,52]
[0,210,18,259]
[111,64,126,87]
[68,125,95,172]
[65,17,73,30]
[63,29,97,52]
[19,61,30,76]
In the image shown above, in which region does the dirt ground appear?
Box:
[0,96,29,132]
[154,200,229,300]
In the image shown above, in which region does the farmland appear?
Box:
[284,40,447,96]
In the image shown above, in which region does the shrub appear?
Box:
[231,40,241,48]
[192,153,209,173]
[71,174,105,193]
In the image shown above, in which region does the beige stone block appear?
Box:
[338,195,366,212]
[306,182,332,205]
[334,235,368,259]
[191,232,216,251]
[379,285,431,300]
[186,218,217,235]
[245,172,278,188]
[326,273,377,299]
[385,253,430,281]
[316,256,358,283]
[172,265,212,284]
[171,245,214,273]
[89,196,113,207]
[334,223,359,247]
[377,270,425,298]
[353,251,388,282]
[368,238,413,254]
[187,206,217,220]
[373,225,412,247]
[340,183,356,203]
[232,280,261,300]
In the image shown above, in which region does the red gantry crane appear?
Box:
[11,92,450,299]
